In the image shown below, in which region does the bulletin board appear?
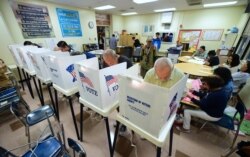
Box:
[201,29,224,41]
[178,29,202,51]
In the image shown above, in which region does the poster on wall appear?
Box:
[56,8,82,37]
[178,29,202,52]
[10,1,55,39]
[142,25,154,36]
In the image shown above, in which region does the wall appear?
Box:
[0,12,15,65]
[111,15,124,34]
[0,0,98,65]
[123,6,247,52]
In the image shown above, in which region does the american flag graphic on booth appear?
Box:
[66,64,77,82]
[79,72,94,88]
[105,75,118,96]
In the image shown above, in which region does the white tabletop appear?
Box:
[115,113,176,147]
[90,50,104,55]
[23,68,36,76]
[79,97,118,117]
[36,75,51,84]
[52,83,78,96]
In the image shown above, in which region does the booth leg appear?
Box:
[38,79,45,105]
[156,147,161,157]
[169,126,173,157]
[54,89,60,121]
[17,67,24,91]
[80,103,84,141]
[23,70,34,99]
[104,118,113,157]
[47,84,55,112]
[32,77,43,106]
[111,121,120,157]
[68,96,80,140]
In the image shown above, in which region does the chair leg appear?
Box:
[27,127,31,147]
[200,121,208,130]
[221,146,238,157]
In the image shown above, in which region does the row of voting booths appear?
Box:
[7,44,188,157]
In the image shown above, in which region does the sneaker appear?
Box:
[175,115,183,124]
[176,126,190,133]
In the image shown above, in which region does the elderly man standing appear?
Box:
[144,57,184,88]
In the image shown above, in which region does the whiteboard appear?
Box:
[201,29,224,41]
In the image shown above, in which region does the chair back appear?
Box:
[133,47,141,57]
[235,95,247,121]
[10,100,30,126]
[68,138,86,157]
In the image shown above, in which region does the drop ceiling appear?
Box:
[42,0,248,15]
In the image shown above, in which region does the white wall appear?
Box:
[123,6,247,52]
[0,11,15,65]
[0,0,98,65]
[111,15,124,34]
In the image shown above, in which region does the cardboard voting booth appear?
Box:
[118,74,188,137]
[8,44,24,67]
[17,46,40,74]
[43,53,86,90]
[27,48,52,82]
[75,57,126,110]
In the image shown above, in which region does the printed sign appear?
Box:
[66,64,77,82]
[56,8,82,37]
[10,1,55,38]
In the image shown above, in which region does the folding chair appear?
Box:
[68,138,86,157]
[10,100,55,144]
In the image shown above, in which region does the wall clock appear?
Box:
[88,21,94,29]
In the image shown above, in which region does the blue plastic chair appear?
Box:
[201,95,247,150]
[68,138,86,157]
[10,100,55,144]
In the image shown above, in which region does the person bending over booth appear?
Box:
[55,41,96,58]
[177,76,228,133]
[102,49,132,69]
[144,57,184,88]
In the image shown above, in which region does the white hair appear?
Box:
[154,57,173,70]
[103,49,117,58]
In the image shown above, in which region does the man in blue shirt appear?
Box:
[153,32,161,51]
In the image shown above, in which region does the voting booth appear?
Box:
[75,57,126,110]
[118,74,188,137]
[43,53,86,90]
[17,46,40,74]
[27,48,52,82]
[8,44,24,67]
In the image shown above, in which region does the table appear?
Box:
[175,63,213,77]
[112,114,176,157]
[178,56,205,64]
[79,97,118,157]
[52,84,80,139]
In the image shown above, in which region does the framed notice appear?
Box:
[201,29,224,41]
[142,25,154,36]
[178,29,202,51]
[56,8,82,37]
[10,1,55,39]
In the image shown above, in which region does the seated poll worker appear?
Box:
[102,49,133,69]
[222,54,240,74]
[192,45,207,59]
[177,76,228,133]
[204,50,219,67]
[55,41,96,58]
[232,61,250,93]
[213,67,233,101]
[144,57,184,88]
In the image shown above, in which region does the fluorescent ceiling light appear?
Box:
[154,8,176,12]
[121,12,138,16]
[94,5,115,10]
[204,1,237,8]
[133,0,158,4]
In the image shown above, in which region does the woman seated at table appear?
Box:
[204,50,219,67]
[222,54,240,74]
[213,67,233,101]
[232,61,250,93]
[177,76,228,133]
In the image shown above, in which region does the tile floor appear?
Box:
[0,80,249,157]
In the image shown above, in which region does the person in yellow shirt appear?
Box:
[144,57,184,88]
